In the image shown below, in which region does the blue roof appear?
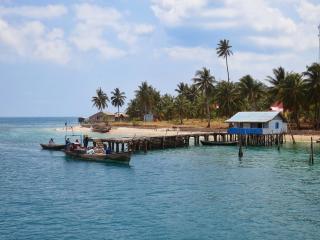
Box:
[226,112,283,123]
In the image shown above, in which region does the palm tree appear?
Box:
[175,82,189,95]
[175,95,189,124]
[215,81,241,117]
[135,82,160,118]
[267,66,286,99]
[216,39,233,82]
[278,73,306,129]
[193,67,215,127]
[304,63,320,129]
[92,87,109,111]
[111,88,126,119]
[239,75,266,110]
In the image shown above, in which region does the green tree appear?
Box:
[304,63,320,129]
[92,87,109,111]
[175,95,189,124]
[239,75,266,110]
[267,66,286,100]
[215,81,241,117]
[193,67,215,127]
[135,81,160,115]
[216,39,233,82]
[111,88,126,118]
[278,73,306,129]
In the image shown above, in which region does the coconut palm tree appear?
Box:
[92,87,109,111]
[278,73,306,129]
[215,81,241,117]
[111,88,126,119]
[193,67,215,127]
[304,63,320,129]
[239,75,266,110]
[216,39,233,82]
[267,66,286,99]
[175,95,189,124]
[175,82,189,95]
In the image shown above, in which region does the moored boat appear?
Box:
[64,149,131,163]
[40,143,65,150]
[201,140,238,146]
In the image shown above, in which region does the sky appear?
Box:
[0,0,319,117]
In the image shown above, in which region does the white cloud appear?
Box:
[297,0,320,23]
[151,0,207,25]
[0,5,67,19]
[0,18,70,64]
[151,0,296,33]
[70,3,154,59]
[163,46,215,64]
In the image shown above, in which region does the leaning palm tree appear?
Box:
[304,63,320,129]
[92,87,109,111]
[111,88,126,119]
[216,39,233,82]
[193,67,215,127]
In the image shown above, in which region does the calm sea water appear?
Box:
[0,118,320,240]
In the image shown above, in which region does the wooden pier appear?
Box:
[89,132,285,154]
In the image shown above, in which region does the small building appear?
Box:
[88,111,115,123]
[144,113,154,122]
[226,111,287,135]
[114,112,129,121]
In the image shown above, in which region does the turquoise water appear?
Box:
[0,118,320,239]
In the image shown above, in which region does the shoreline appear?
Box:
[55,125,320,143]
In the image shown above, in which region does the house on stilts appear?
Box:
[226,111,287,146]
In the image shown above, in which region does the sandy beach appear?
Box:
[55,125,320,143]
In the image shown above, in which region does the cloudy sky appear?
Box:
[0,0,319,116]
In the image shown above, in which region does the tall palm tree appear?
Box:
[135,81,160,117]
[304,63,320,129]
[92,87,109,111]
[239,75,266,110]
[193,67,215,127]
[215,81,241,117]
[216,39,233,82]
[111,88,126,118]
[278,73,306,129]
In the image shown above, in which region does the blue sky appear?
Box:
[0,0,319,117]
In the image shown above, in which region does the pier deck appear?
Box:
[89,132,285,154]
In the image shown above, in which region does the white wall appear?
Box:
[262,120,287,134]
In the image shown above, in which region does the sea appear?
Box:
[0,117,320,240]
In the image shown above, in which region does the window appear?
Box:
[275,122,279,129]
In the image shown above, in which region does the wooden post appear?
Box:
[116,143,119,153]
[121,143,125,152]
[238,135,243,158]
[310,137,314,165]
[144,140,147,153]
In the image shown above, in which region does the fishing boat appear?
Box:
[64,149,131,163]
[40,143,65,150]
[201,140,238,146]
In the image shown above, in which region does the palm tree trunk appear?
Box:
[226,55,230,83]
[206,98,211,128]
[118,106,120,122]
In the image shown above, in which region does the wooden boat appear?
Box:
[64,149,131,163]
[201,140,238,146]
[40,143,65,150]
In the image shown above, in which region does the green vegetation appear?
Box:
[126,62,320,129]
[92,87,109,111]
[111,88,126,116]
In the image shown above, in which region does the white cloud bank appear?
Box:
[70,3,154,59]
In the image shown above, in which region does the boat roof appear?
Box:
[226,111,286,123]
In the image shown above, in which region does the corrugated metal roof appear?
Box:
[226,111,282,123]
